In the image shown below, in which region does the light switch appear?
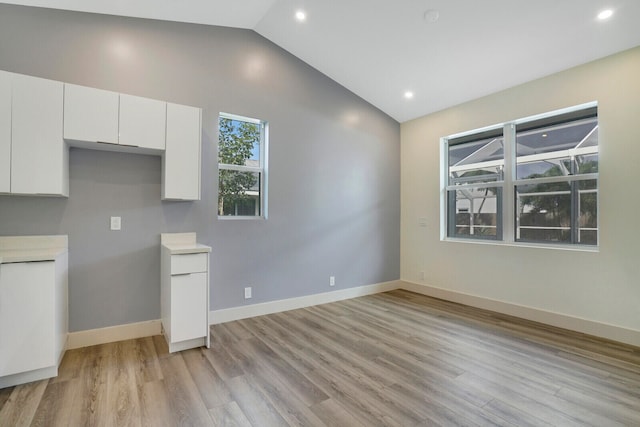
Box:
[418,217,427,227]
[110,216,121,231]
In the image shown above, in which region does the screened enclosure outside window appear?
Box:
[218,113,268,218]
[443,103,598,247]
[515,110,598,245]
[446,131,504,240]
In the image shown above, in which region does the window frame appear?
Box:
[217,112,269,220]
[441,102,599,250]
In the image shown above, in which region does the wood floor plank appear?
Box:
[181,347,234,410]
[158,353,213,426]
[226,374,289,427]
[65,344,111,426]
[131,336,164,383]
[0,385,13,411]
[139,379,176,427]
[208,401,252,427]
[2,290,639,426]
[309,398,368,427]
[202,345,245,381]
[29,379,79,427]
[102,341,144,426]
[0,380,48,427]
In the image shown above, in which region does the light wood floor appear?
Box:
[1,290,640,426]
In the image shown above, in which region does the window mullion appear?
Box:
[502,123,516,243]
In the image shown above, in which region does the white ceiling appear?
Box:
[3,0,640,122]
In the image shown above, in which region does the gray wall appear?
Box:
[0,4,401,332]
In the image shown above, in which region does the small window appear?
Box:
[442,103,598,248]
[218,113,268,218]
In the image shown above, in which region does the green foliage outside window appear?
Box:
[218,117,260,216]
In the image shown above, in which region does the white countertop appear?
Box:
[162,243,211,255]
[0,247,68,263]
[160,232,210,255]
[0,235,68,264]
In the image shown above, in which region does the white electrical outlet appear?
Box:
[420,271,425,280]
[418,217,427,227]
[110,216,121,231]
[329,276,335,286]
[244,287,252,299]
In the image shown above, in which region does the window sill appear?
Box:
[442,237,599,253]
[217,216,266,221]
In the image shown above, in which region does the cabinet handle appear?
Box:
[171,272,192,277]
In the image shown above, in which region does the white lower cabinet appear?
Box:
[161,233,211,353]
[0,262,56,377]
[0,237,68,388]
[171,271,208,342]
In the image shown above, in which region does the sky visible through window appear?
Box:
[223,118,260,162]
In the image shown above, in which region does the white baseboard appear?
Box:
[64,279,639,349]
[64,281,402,349]
[210,280,402,324]
[67,319,162,350]
[400,280,640,347]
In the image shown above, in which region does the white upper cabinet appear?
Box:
[64,85,167,150]
[0,71,11,193]
[64,83,119,144]
[163,103,201,201]
[11,74,67,196]
[119,94,166,150]
[2,69,201,200]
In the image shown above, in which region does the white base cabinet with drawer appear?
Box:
[161,233,211,353]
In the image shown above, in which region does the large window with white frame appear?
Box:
[443,103,598,247]
[218,113,268,218]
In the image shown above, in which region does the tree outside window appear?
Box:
[218,114,267,218]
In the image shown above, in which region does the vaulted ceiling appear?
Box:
[3,0,640,122]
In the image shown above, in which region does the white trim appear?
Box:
[220,111,261,124]
[400,280,640,347]
[66,319,162,349]
[61,278,639,350]
[210,280,402,324]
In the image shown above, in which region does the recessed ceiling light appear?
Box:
[295,10,307,22]
[597,9,613,20]
[404,91,414,99]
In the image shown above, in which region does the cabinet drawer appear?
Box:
[171,253,207,275]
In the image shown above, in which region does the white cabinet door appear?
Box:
[0,71,11,193]
[119,94,166,150]
[11,74,67,196]
[64,83,119,144]
[163,103,201,200]
[0,262,55,377]
[171,272,207,343]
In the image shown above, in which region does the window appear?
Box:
[218,113,268,218]
[447,130,504,240]
[443,103,598,247]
